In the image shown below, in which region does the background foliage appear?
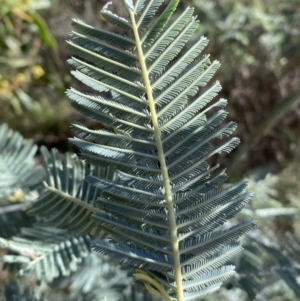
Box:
[0,0,300,300]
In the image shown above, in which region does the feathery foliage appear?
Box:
[0,225,93,284]
[230,172,300,300]
[53,253,130,301]
[234,234,300,300]
[0,124,42,238]
[1,0,299,300]
[0,123,43,199]
[54,1,256,300]
[28,147,114,236]
[208,172,300,301]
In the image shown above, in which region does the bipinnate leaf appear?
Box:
[0,123,44,199]
[28,147,114,236]
[64,1,256,300]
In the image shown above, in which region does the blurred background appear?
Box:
[0,0,300,300]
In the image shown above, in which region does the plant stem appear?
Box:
[129,9,184,301]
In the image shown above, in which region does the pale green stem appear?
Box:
[135,270,172,301]
[129,10,183,301]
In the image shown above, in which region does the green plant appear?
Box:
[2,128,300,301]
[188,0,300,176]
[0,0,264,300]
[0,123,43,199]
[0,139,157,301]
[2,0,300,299]
[235,170,300,300]
[27,0,257,300]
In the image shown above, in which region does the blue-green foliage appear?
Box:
[0,124,43,239]
[0,123,43,199]
[28,147,113,236]
[1,225,93,284]
[64,0,255,300]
